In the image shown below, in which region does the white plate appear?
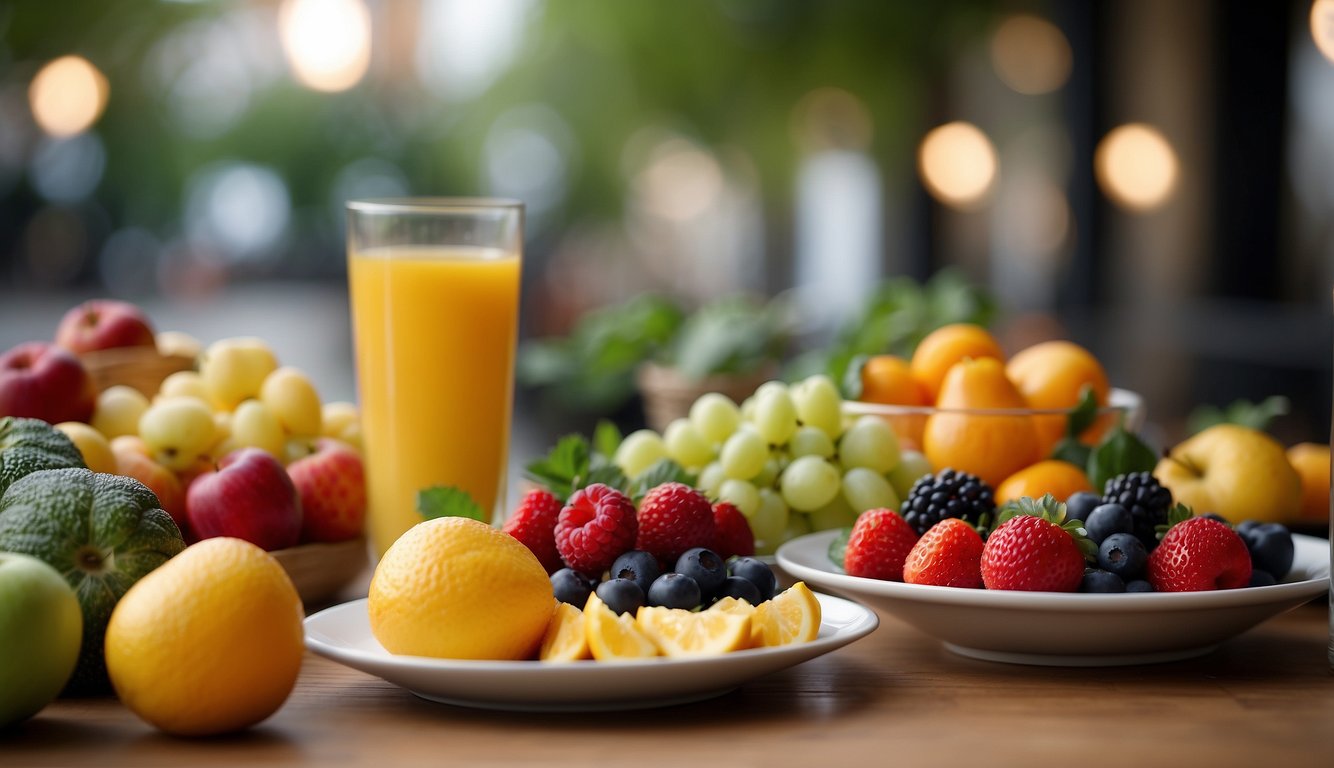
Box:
[304,592,878,711]
[777,530,1330,667]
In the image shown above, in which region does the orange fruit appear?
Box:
[635,605,753,657]
[104,538,304,736]
[1005,340,1111,454]
[995,460,1095,506]
[584,593,659,660]
[910,323,1005,403]
[860,355,927,405]
[1286,442,1330,523]
[922,357,1041,487]
[538,602,591,662]
[368,517,554,660]
[751,581,822,647]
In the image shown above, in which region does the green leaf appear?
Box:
[993,493,1067,531]
[827,527,853,570]
[1086,426,1158,492]
[841,354,869,400]
[524,433,592,501]
[585,464,629,492]
[1154,502,1197,541]
[1186,396,1290,435]
[417,486,487,522]
[1050,439,1092,469]
[626,458,696,501]
[1066,385,1100,438]
[593,419,623,460]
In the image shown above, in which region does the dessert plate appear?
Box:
[777,530,1329,667]
[304,591,877,711]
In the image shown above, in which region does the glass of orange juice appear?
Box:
[346,199,523,558]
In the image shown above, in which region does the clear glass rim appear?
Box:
[345,197,523,215]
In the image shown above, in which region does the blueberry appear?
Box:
[1236,522,1294,579]
[675,547,727,597]
[727,557,777,602]
[647,572,702,610]
[596,578,645,615]
[610,550,660,596]
[1079,570,1126,593]
[1084,503,1133,544]
[551,568,594,607]
[1065,491,1102,523]
[715,576,763,604]
[1097,532,1148,580]
[1248,569,1277,587]
[1125,579,1155,593]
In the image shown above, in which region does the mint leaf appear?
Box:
[585,463,629,492]
[1087,425,1157,492]
[1187,396,1290,435]
[841,354,869,400]
[593,419,623,461]
[827,527,853,570]
[524,433,591,500]
[417,486,487,522]
[626,458,695,501]
[1066,385,1100,437]
[1154,502,1197,541]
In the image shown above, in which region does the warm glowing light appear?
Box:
[28,56,108,137]
[1095,123,1179,210]
[917,122,997,208]
[633,139,724,222]
[279,0,372,92]
[791,87,873,151]
[1313,0,1334,64]
[990,15,1072,95]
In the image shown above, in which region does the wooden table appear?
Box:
[8,596,1334,767]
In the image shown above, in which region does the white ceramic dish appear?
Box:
[304,591,878,711]
[777,530,1329,667]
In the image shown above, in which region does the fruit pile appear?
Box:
[837,468,1298,594]
[0,299,367,551]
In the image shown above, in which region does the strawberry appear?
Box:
[711,501,754,559]
[502,488,564,573]
[903,518,984,588]
[554,484,638,576]
[635,482,715,566]
[1147,516,1251,592]
[843,508,918,581]
[980,496,1088,592]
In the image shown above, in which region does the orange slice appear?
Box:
[635,606,752,658]
[752,581,822,647]
[539,602,591,662]
[584,593,659,660]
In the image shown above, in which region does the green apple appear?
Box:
[0,552,82,727]
[1154,424,1302,524]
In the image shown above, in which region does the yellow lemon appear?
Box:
[539,603,591,663]
[752,582,822,647]
[104,537,304,736]
[635,605,753,657]
[368,517,553,660]
[584,593,659,660]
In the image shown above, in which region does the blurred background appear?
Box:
[0,0,1330,451]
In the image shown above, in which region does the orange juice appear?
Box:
[349,245,520,557]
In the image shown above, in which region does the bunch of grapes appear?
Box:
[613,376,930,554]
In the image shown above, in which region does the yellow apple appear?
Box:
[54,421,117,474]
[1154,424,1301,524]
[199,337,278,411]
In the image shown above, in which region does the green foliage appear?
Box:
[416,486,488,523]
[1186,396,1290,435]
[1049,387,1100,468]
[523,430,693,503]
[1086,425,1158,493]
[994,493,1097,562]
[827,527,853,571]
[663,295,793,381]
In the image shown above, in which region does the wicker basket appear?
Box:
[80,346,196,398]
[270,538,370,607]
[636,362,777,434]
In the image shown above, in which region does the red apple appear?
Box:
[54,299,156,354]
[287,438,365,543]
[187,448,302,551]
[110,436,188,536]
[0,342,96,424]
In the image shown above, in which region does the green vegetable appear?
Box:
[0,417,85,496]
[0,468,185,692]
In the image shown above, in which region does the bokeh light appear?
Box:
[632,138,725,223]
[1095,123,1179,210]
[1314,0,1334,64]
[279,0,372,92]
[185,162,291,261]
[29,133,106,203]
[990,15,1073,95]
[917,121,998,208]
[483,104,574,225]
[28,56,108,137]
[417,0,532,101]
[791,87,873,152]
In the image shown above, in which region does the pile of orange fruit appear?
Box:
[858,323,1111,503]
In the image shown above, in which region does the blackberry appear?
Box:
[901,468,996,536]
[1101,471,1172,551]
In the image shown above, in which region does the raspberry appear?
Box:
[554,484,638,576]
[635,482,715,566]
[843,508,918,582]
[711,501,754,559]
[502,489,564,573]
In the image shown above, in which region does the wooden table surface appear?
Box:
[7,592,1334,768]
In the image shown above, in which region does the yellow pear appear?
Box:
[1154,424,1301,524]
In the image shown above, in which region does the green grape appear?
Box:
[663,418,714,468]
[740,396,756,422]
[792,374,843,438]
[720,430,767,480]
[782,510,813,543]
[838,415,901,474]
[718,478,760,517]
[752,387,798,445]
[615,428,668,478]
[779,455,841,511]
[748,487,791,544]
[753,457,781,488]
[753,380,789,401]
[888,449,934,499]
[808,494,860,531]
[841,467,900,513]
[689,392,741,445]
[789,425,834,459]
[697,461,727,497]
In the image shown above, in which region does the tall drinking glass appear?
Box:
[346,199,523,558]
